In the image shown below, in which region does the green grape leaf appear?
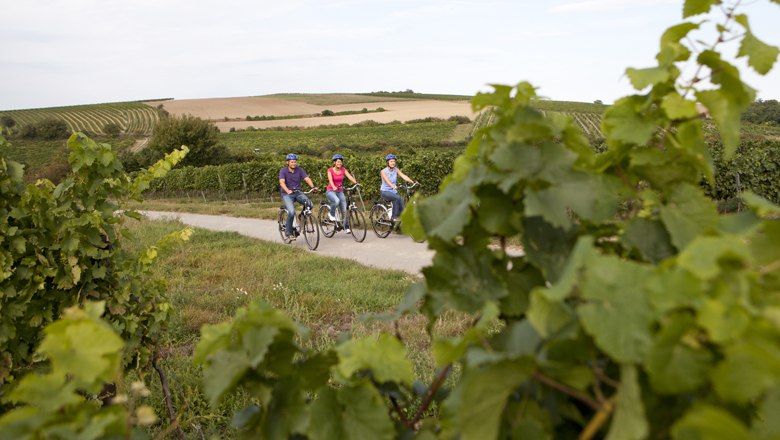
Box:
[423,245,509,314]
[242,326,279,369]
[417,178,473,241]
[525,172,622,230]
[671,404,751,440]
[696,50,756,158]
[528,291,577,339]
[442,360,534,440]
[683,0,718,18]
[623,218,676,263]
[535,236,595,301]
[262,381,309,440]
[697,298,750,344]
[203,350,250,408]
[659,183,718,250]
[626,66,671,90]
[662,93,699,119]
[677,236,752,280]
[578,256,654,363]
[734,15,780,75]
[335,333,414,386]
[758,388,780,438]
[645,313,713,393]
[606,364,648,440]
[742,191,780,217]
[308,388,345,440]
[6,373,80,412]
[711,339,780,404]
[192,322,232,364]
[603,96,659,147]
[39,319,123,392]
[309,382,394,440]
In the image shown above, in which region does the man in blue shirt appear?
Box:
[279,154,317,241]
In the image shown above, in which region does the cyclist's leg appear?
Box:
[336,192,348,227]
[381,191,403,219]
[295,192,312,212]
[282,193,296,235]
[325,190,339,218]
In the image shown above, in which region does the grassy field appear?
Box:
[218,120,463,156]
[128,197,282,220]
[263,93,414,105]
[0,136,135,181]
[122,219,469,437]
[359,92,474,101]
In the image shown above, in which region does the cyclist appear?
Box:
[279,153,317,240]
[379,154,416,221]
[325,154,358,233]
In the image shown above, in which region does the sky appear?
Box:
[1,0,779,110]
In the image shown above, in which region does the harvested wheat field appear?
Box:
[145,95,477,132]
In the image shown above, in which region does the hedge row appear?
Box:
[703,139,780,204]
[147,139,780,205]
[148,150,461,201]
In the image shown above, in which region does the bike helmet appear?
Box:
[286,153,298,161]
[332,154,344,161]
[385,154,397,161]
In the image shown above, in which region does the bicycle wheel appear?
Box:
[277,209,288,242]
[318,205,336,238]
[348,208,367,242]
[302,213,320,250]
[370,204,392,238]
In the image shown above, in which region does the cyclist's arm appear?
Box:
[327,169,336,189]
[279,179,293,194]
[380,169,396,190]
[304,177,316,189]
[397,170,414,183]
[344,169,357,185]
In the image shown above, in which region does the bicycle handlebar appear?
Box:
[292,187,319,195]
[397,182,419,190]
[339,183,361,191]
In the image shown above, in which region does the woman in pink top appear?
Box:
[325,154,358,232]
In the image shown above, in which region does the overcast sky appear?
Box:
[1,0,779,110]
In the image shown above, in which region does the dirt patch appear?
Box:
[145,96,477,132]
[129,138,149,153]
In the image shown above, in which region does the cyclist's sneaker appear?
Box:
[344,228,351,234]
[328,213,336,221]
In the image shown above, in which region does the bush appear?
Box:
[321,109,335,116]
[35,118,70,140]
[103,122,122,137]
[447,115,471,124]
[145,114,229,168]
[0,116,16,129]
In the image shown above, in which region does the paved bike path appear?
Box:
[141,211,435,275]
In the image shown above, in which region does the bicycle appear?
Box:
[277,188,320,250]
[369,182,424,242]
[319,183,367,242]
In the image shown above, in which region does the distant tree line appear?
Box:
[742,98,780,125]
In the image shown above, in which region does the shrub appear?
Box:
[321,109,335,116]
[35,118,69,140]
[103,122,122,137]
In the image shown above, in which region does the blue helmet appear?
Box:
[385,154,397,161]
[286,153,298,161]
[332,154,344,161]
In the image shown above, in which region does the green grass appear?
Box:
[264,93,414,105]
[0,136,135,180]
[128,197,282,220]
[219,121,461,156]
[123,219,441,436]
[359,92,473,101]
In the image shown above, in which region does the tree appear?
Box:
[143,114,230,167]
[35,118,70,140]
[103,121,122,137]
[0,116,15,129]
